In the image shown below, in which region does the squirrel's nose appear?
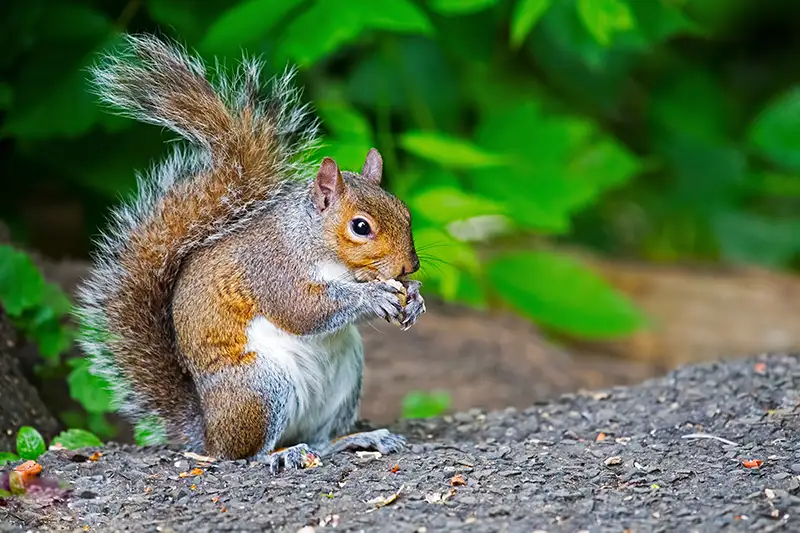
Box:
[400,253,420,277]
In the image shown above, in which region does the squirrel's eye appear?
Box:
[350,218,372,237]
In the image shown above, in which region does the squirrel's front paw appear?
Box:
[366,281,404,324]
[400,280,426,330]
[264,443,321,474]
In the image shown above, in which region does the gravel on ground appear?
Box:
[1,353,799,533]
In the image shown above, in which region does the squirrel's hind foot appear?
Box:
[261,443,321,474]
[323,428,407,457]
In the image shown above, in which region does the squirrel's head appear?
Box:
[313,148,420,282]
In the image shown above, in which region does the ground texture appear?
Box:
[2,353,799,533]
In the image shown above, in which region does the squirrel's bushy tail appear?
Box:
[74,34,319,446]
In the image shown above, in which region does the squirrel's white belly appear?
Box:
[244,315,364,446]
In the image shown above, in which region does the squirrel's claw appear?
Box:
[264,443,321,474]
[400,280,425,330]
[368,281,405,323]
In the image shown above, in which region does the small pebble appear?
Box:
[453,412,472,423]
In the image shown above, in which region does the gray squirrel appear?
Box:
[74,34,425,471]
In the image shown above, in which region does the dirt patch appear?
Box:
[360,298,660,423]
[2,353,798,532]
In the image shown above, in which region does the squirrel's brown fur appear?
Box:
[76,34,423,463]
[76,34,319,446]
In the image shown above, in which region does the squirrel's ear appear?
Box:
[313,157,345,212]
[361,148,383,185]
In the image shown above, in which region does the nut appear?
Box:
[384,278,407,307]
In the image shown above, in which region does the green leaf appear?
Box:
[401,391,451,419]
[316,100,373,142]
[362,0,436,34]
[346,37,460,127]
[29,321,73,361]
[9,472,26,495]
[198,0,304,56]
[472,101,639,233]
[562,138,640,208]
[410,187,505,226]
[488,251,647,338]
[0,452,19,465]
[58,410,88,431]
[576,0,635,47]
[323,140,375,171]
[0,245,45,316]
[526,0,639,113]
[510,0,553,48]
[656,136,745,205]
[747,87,800,172]
[315,100,374,169]
[279,0,433,66]
[412,227,482,302]
[428,0,499,15]
[51,429,103,450]
[400,131,509,169]
[278,0,364,66]
[24,282,74,360]
[627,0,702,43]
[67,358,113,414]
[40,283,73,317]
[16,426,46,461]
[413,228,481,274]
[650,71,729,144]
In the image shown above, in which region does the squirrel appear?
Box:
[74,34,426,471]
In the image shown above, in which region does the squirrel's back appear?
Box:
[74,34,320,445]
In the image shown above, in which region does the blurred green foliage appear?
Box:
[0,245,73,359]
[0,245,116,438]
[2,0,800,349]
[401,390,451,419]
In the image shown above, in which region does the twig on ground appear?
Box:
[681,433,739,447]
